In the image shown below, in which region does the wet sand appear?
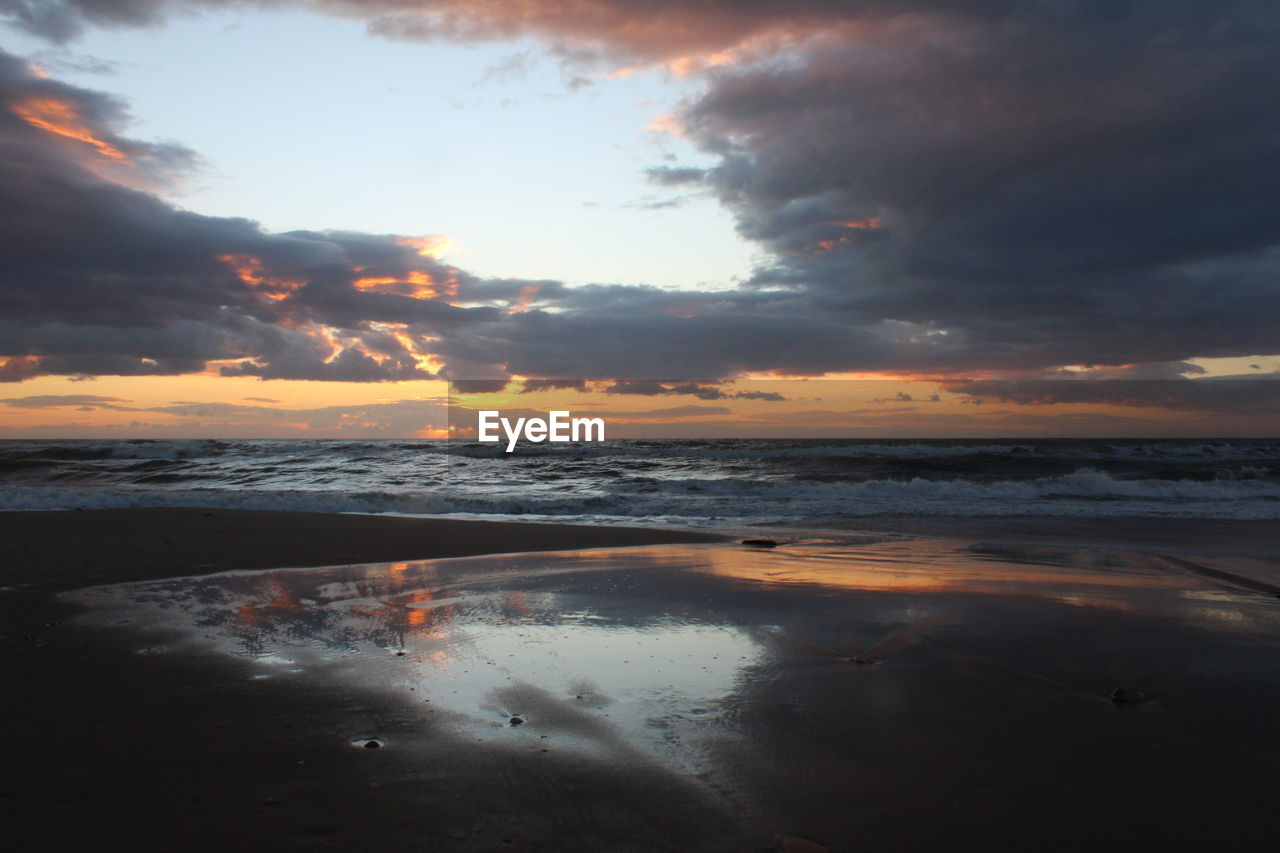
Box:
[0,508,726,591]
[835,515,1280,559]
[4,511,1280,851]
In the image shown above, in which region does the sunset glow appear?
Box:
[0,2,1273,437]
[11,94,128,161]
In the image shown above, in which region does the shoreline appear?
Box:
[3,508,1275,596]
[0,508,726,593]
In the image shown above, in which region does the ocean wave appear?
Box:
[1,467,1274,521]
[0,487,457,516]
[625,468,1278,500]
[4,438,1278,466]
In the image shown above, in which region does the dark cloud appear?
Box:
[606,380,720,398]
[0,50,196,188]
[0,356,41,382]
[517,379,587,393]
[870,391,941,404]
[611,405,732,419]
[942,379,1280,415]
[603,381,786,402]
[679,3,1280,371]
[449,380,510,394]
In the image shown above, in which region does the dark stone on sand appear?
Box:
[781,837,833,853]
[363,739,382,749]
[1111,686,1148,704]
[509,716,525,726]
[741,539,779,548]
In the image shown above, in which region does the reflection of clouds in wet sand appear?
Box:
[69,551,760,775]
[65,536,1280,849]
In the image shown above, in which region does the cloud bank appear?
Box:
[2,1,1279,390]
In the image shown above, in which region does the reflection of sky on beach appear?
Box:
[67,536,1280,785]
[60,536,1280,849]
[69,553,765,770]
[694,537,1191,604]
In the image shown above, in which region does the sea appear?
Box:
[0,437,1277,528]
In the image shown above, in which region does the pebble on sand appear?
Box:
[741,539,779,548]
[1110,686,1148,704]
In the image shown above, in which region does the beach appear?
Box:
[3,508,1279,851]
[4,0,1279,846]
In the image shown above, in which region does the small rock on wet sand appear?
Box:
[741,539,779,548]
[780,837,833,853]
[1111,686,1148,704]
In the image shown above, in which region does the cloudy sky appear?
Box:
[0,1,1277,436]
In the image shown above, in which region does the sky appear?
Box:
[0,0,1277,437]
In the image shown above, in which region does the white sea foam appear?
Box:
[1,465,1275,522]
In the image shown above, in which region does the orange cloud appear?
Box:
[351,268,458,300]
[10,95,128,162]
[217,254,306,302]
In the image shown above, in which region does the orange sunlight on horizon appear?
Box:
[1,373,1274,439]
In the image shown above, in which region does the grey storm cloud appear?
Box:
[604,381,786,402]
[1,2,1280,390]
[942,378,1280,415]
[517,379,587,393]
[609,405,733,420]
[681,5,1280,371]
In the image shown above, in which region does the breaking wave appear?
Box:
[1,438,1276,524]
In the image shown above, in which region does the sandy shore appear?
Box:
[4,510,1280,851]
